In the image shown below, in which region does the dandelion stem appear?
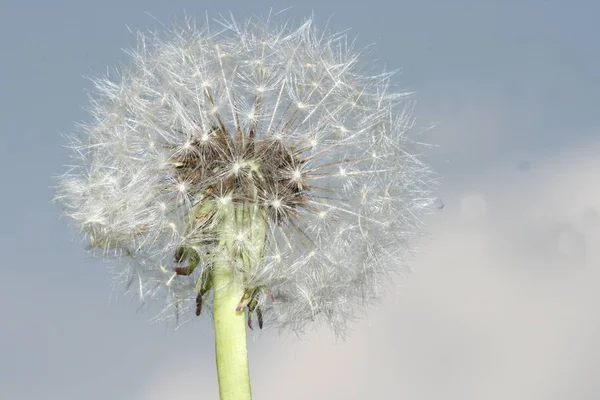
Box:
[212,262,252,400]
[212,201,266,400]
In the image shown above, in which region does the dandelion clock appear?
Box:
[55,14,435,399]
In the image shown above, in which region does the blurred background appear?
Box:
[1,1,599,399]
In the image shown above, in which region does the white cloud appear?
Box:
[460,192,488,219]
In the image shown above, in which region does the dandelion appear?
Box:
[55,13,435,400]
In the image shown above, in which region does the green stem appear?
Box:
[212,263,252,400]
[211,201,266,400]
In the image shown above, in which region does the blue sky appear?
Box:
[1,1,599,399]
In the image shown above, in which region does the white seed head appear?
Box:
[54,14,436,335]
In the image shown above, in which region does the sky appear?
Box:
[1,0,599,399]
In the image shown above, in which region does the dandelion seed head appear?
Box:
[54,14,436,335]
